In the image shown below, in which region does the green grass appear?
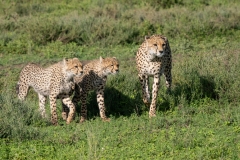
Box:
[0,0,240,159]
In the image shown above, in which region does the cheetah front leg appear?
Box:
[16,83,29,101]
[38,93,47,118]
[61,101,69,121]
[77,91,88,123]
[149,74,160,117]
[62,97,76,124]
[72,85,88,123]
[138,74,151,106]
[49,94,58,125]
[96,86,110,122]
[62,84,80,121]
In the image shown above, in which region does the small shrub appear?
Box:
[0,91,42,140]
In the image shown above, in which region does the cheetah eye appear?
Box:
[162,44,166,47]
[74,65,78,68]
[153,44,157,47]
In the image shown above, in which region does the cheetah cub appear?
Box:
[136,35,172,117]
[16,58,83,125]
[62,57,119,123]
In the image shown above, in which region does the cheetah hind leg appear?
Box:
[164,68,172,94]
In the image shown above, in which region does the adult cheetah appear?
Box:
[16,58,83,125]
[62,57,119,123]
[136,35,172,117]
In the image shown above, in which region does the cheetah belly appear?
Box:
[30,78,51,96]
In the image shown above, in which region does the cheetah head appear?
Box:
[64,58,83,78]
[99,56,119,76]
[145,35,168,61]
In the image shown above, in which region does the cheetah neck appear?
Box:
[62,69,74,83]
[64,74,74,82]
[96,68,107,78]
[93,62,106,78]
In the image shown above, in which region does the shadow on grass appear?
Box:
[75,86,144,120]
[74,73,219,121]
[164,74,218,110]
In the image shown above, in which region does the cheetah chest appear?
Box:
[138,61,163,76]
[60,81,74,94]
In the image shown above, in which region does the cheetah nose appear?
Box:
[159,51,164,54]
[115,69,119,72]
[80,71,83,74]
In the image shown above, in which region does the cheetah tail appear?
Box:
[16,83,19,95]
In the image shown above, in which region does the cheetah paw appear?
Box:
[102,118,110,122]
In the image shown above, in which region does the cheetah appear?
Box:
[62,57,119,123]
[136,35,172,117]
[16,58,83,125]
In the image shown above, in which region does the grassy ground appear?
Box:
[0,0,240,159]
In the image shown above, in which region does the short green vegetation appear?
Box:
[0,0,240,159]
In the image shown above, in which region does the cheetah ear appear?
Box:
[63,58,69,65]
[72,57,79,62]
[113,57,117,59]
[161,36,168,42]
[145,36,150,47]
[100,56,104,63]
[145,36,150,40]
